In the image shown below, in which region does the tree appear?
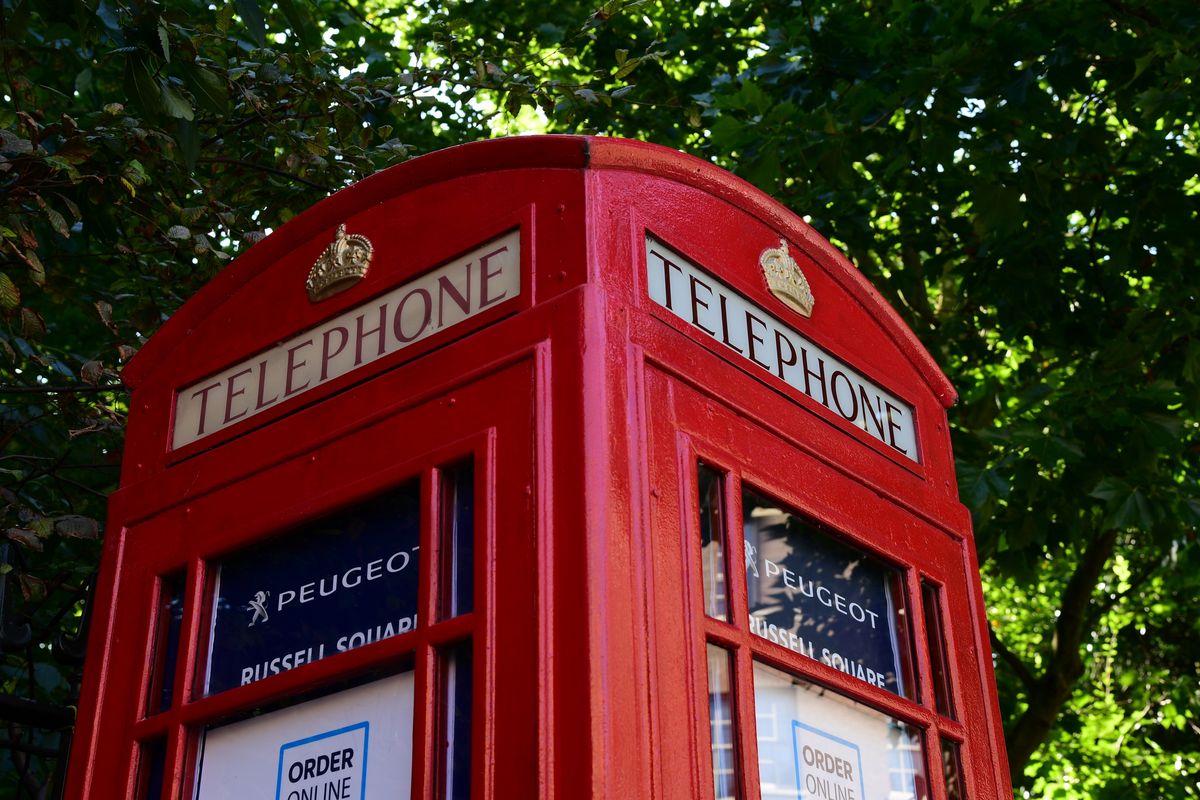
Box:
[0,0,607,793]
[560,0,1200,794]
[2,0,1197,797]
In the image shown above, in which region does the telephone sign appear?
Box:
[68,136,1011,800]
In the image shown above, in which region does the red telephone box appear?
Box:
[66,136,1011,800]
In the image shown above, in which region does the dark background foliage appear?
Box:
[1,0,1197,796]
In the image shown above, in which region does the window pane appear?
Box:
[137,737,167,799]
[439,640,473,800]
[440,461,475,619]
[941,738,966,800]
[754,661,929,800]
[921,581,955,718]
[204,482,420,695]
[698,464,729,620]
[147,571,185,714]
[743,486,913,697]
[706,644,740,800]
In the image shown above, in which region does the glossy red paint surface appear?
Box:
[67,136,1010,800]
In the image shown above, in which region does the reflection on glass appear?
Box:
[941,738,965,800]
[440,461,475,620]
[921,581,955,718]
[147,572,184,714]
[440,640,473,800]
[743,487,913,697]
[706,644,739,800]
[753,661,929,800]
[698,464,729,620]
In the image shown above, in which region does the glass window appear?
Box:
[743,486,914,697]
[941,738,966,800]
[921,581,955,718]
[706,644,740,800]
[137,737,167,799]
[698,464,729,621]
[438,640,473,800]
[753,661,929,800]
[440,461,475,620]
[204,483,420,695]
[147,571,185,715]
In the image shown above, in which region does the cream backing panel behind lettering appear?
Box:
[645,236,918,462]
[173,230,521,450]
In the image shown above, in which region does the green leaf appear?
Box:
[277,0,319,48]
[176,119,200,172]
[7,0,31,39]
[158,21,171,62]
[216,1,235,33]
[959,463,1011,509]
[45,206,70,238]
[235,0,267,46]
[160,82,195,121]
[1105,489,1157,530]
[75,68,94,95]
[0,273,20,311]
[23,249,44,286]
[125,56,163,116]
[20,307,46,338]
[6,528,43,552]
[614,56,641,80]
[1089,477,1130,503]
[53,515,100,540]
[0,130,34,155]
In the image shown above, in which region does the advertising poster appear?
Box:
[743,488,908,696]
[753,662,926,800]
[194,671,414,799]
[206,485,421,695]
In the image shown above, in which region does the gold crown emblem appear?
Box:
[306,224,373,302]
[760,237,814,318]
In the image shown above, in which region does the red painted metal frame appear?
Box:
[67,136,1010,800]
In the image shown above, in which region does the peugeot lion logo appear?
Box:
[745,541,760,578]
[247,590,270,627]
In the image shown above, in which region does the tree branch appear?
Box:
[0,385,125,395]
[989,626,1037,692]
[1005,528,1120,783]
[198,157,332,192]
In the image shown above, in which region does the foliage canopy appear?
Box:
[1,0,1197,796]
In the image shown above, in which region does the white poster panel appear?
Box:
[194,671,414,800]
[753,662,927,800]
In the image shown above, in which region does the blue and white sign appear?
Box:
[277,723,368,800]
[195,672,413,800]
[792,722,865,800]
[205,485,420,695]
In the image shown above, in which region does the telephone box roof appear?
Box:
[125,135,955,408]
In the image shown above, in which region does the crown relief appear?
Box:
[759,237,814,318]
[306,224,374,302]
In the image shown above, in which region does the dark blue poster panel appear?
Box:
[743,487,910,696]
[205,483,420,695]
